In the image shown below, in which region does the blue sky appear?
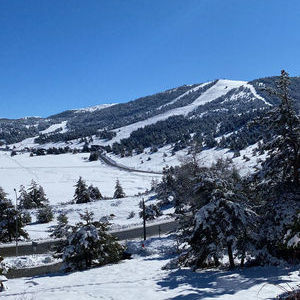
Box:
[1,0,300,118]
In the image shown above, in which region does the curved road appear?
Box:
[99,152,163,175]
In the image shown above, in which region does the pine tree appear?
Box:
[18,181,49,209]
[73,177,91,204]
[257,70,300,190]
[113,179,125,199]
[88,185,103,201]
[0,187,28,243]
[50,212,70,239]
[251,70,300,263]
[62,209,124,271]
[50,212,72,258]
[36,204,54,223]
[139,201,162,221]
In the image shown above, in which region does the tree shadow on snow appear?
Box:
[157,265,299,300]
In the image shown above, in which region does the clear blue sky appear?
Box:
[1,0,300,118]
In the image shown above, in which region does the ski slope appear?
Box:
[103,80,248,145]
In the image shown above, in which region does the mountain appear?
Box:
[1,76,300,155]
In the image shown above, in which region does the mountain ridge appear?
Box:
[1,76,300,154]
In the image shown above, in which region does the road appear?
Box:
[99,152,163,175]
[0,220,177,257]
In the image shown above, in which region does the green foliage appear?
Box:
[18,181,49,209]
[36,205,54,224]
[0,187,28,243]
[62,210,124,271]
[113,180,125,199]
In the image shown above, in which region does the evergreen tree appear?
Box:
[62,210,124,271]
[113,180,125,199]
[50,212,72,258]
[18,181,49,209]
[139,201,162,221]
[36,204,54,223]
[88,185,103,201]
[73,177,91,204]
[257,70,300,189]
[250,70,300,263]
[50,212,70,239]
[0,187,28,243]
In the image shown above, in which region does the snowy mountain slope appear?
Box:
[40,121,68,134]
[73,103,116,113]
[99,80,257,145]
[1,76,299,158]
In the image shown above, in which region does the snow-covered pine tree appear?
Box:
[156,166,176,207]
[257,70,300,191]
[50,212,70,239]
[139,201,162,220]
[62,210,124,271]
[88,185,103,201]
[36,204,54,223]
[18,181,49,209]
[113,179,125,199]
[73,177,91,204]
[0,187,28,243]
[179,161,256,269]
[50,212,72,258]
[252,70,300,263]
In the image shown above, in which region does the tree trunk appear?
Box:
[240,249,245,268]
[213,254,220,267]
[227,242,235,269]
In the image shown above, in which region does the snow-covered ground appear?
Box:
[1,235,299,300]
[106,143,266,177]
[4,254,58,270]
[23,195,173,241]
[0,151,165,240]
[0,152,161,204]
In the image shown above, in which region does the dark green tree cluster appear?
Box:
[160,70,300,270]
[73,177,103,204]
[0,187,28,243]
[18,181,49,209]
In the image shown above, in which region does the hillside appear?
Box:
[1,75,300,167]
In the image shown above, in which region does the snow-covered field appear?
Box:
[0,151,166,240]
[1,235,299,300]
[24,195,173,240]
[4,254,58,270]
[0,152,161,203]
[106,143,266,176]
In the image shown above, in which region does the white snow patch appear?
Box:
[40,121,68,134]
[74,103,116,113]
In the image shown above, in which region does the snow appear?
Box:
[0,152,161,204]
[73,103,116,113]
[102,80,247,145]
[245,83,272,106]
[157,82,211,110]
[0,151,165,240]
[40,121,68,135]
[220,83,272,106]
[1,235,299,300]
[4,255,58,270]
[106,143,266,177]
